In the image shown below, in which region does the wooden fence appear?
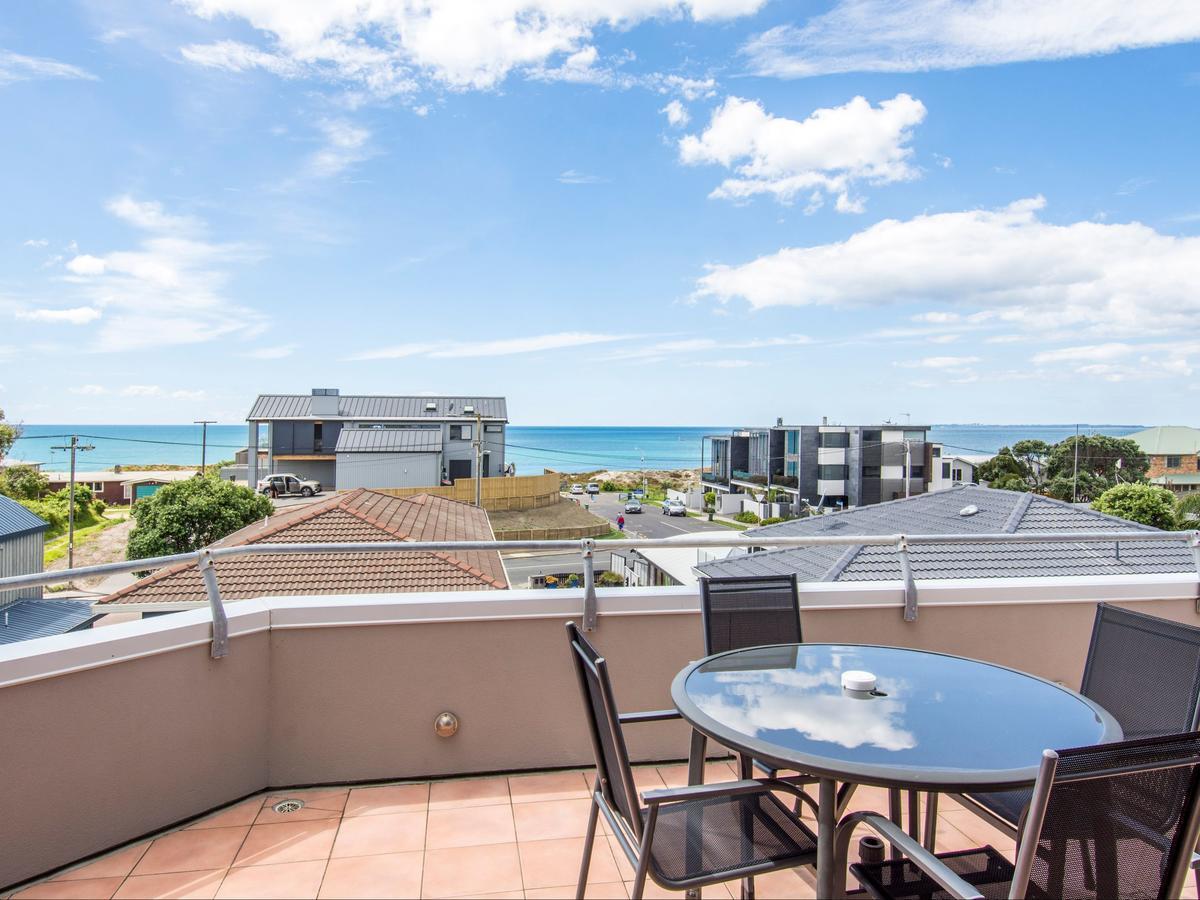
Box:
[492,521,612,542]
[375,472,560,511]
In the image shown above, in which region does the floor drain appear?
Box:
[272,799,305,814]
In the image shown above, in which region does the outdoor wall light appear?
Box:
[434,711,460,738]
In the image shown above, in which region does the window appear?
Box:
[942,462,952,479]
[818,464,848,480]
[785,460,798,477]
[903,430,926,442]
[89,481,105,492]
[952,468,964,481]
[909,465,925,479]
[931,446,941,457]
[450,424,473,440]
[863,430,881,443]
[313,422,323,453]
[485,424,502,433]
[786,430,798,454]
[862,465,881,478]
[1166,455,1183,468]
[1196,457,1200,471]
[819,431,849,448]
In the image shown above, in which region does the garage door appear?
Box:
[134,483,162,500]
[336,452,441,490]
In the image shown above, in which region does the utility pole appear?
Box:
[194,420,216,473]
[639,448,646,497]
[473,412,483,507]
[1072,424,1081,503]
[49,435,94,570]
[904,439,912,499]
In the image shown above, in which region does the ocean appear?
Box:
[8,423,1146,474]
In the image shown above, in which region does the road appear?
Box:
[571,491,729,540]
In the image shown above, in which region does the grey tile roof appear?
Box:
[335,428,443,453]
[248,395,507,421]
[0,496,48,540]
[0,599,95,644]
[698,484,1194,582]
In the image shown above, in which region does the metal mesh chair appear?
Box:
[836,732,1200,900]
[566,621,819,900]
[951,604,1200,843]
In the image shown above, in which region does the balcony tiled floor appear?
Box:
[12,763,1200,900]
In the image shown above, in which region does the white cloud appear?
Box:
[22,239,48,248]
[679,94,925,210]
[51,197,266,352]
[742,0,1200,78]
[69,384,108,396]
[15,306,102,325]
[171,389,207,400]
[557,169,608,184]
[121,384,164,397]
[685,358,756,368]
[242,344,298,359]
[607,333,810,361]
[926,334,959,344]
[0,49,96,86]
[694,197,1200,340]
[661,99,690,127]
[933,153,952,169]
[1031,343,1134,365]
[349,331,628,361]
[308,119,372,179]
[178,1,762,96]
[912,311,959,324]
[897,356,980,369]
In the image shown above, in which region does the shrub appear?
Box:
[127,476,274,560]
[760,516,784,525]
[732,510,761,524]
[596,570,625,586]
[1091,482,1178,530]
[0,464,49,500]
[601,481,618,492]
[19,499,67,538]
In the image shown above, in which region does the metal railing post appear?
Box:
[198,550,229,658]
[1191,532,1200,614]
[897,536,918,622]
[581,538,597,632]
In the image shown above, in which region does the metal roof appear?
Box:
[698,484,1194,582]
[0,496,48,540]
[335,428,443,453]
[0,599,94,644]
[248,395,507,421]
[1128,426,1200,456]
[1152,473,1200,485]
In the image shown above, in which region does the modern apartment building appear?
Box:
[246,389,508,491]
[702,420,933,508]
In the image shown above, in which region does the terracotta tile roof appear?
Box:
[98,490,507,606]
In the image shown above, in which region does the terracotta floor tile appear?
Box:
[425,804,515,850]
[655,762,738,789]
[317,851,423,899]
[12,879,124,900]
[420,843,523,898]
[624,879,734,899]
[255,804,343,825]
[112,868,226,899]
[427,778,510,810]
[512,798,598,842]
[188,799,265,830]
[51,843,149,881]
[331,812,427,858]
[527,883,627,899]
[629,767,666,793]
[345,784,430,817]
[508,770,592,804]
[519,835,620,889]
[747,867,818,899]
[607,836,636,882]
[214,860,327,900]
[232,820,339,867]
[132,828,250,877]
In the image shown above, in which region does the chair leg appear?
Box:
[630,851,652,900]
[887,789,903,860]
[688,729,708,785]
[576,795,599,900]
[741,875,755,899]
[923,792,938,851]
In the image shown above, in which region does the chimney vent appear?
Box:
[310,388,340,417]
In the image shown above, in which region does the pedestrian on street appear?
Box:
[617,514,625,531]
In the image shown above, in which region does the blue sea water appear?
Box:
[9,423,1145,474]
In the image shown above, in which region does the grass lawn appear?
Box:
[43,512,128,566]
[594,529,625,540]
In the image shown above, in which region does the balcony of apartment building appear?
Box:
[4,527,1200,900]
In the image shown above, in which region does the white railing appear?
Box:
[3,530,1198,657]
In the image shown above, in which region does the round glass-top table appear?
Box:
[671,643,1121,897]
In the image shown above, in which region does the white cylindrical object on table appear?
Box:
[842,670,877,692]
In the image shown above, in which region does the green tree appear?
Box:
[1176,493,1200,528]
[1091,483,1178,530]
[0,464,48,500]
[975,447,1030,487]
[1046,435,1148,483]
[0,408,19,461]
[127,476,273,560]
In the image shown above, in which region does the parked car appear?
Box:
[586,482,600,495]
[661,499,687,516]
[624,498,642,514]
[257,473,321,497]
[569,483,584,495]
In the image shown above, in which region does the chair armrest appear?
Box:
[617,709,681,725]
[839,812,985,900]
[642,778,771,806]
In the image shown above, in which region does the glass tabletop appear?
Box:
[672,643,1122,790]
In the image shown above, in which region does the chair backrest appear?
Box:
[1081,604,1200,740]
[1015,732,1200,900]
[565,621,643,840]
[699,574,802,656]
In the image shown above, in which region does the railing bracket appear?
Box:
[580,538,598,632]
[198,550,229,659]
[897,536,918,622]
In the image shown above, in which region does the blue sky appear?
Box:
[1,0,1198,426]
